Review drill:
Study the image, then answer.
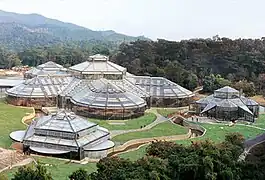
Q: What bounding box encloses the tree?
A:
[69,169,89,180]
[202,74,231,93]
[232,80,256,97]
[89,133,255,180]
[12,164,53,180]
[92,45,110,56]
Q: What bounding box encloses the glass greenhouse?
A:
[125,76,194,107]
[69,78,147,120]
[196,86,259,122]
[68,54,127,80]
[24,61,68,79]
[6,75,73,109]
[22,110,114,160]
[7,54,195,119]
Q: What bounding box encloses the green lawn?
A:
[118,123,265,161]
[0,101,32,148]
[5,157,97,180]
[112,121,188,143]
[89,113,156,131]
[118,145,148,160]
[157,109,178,117]
[176,123,265,145]
[253,114,265,129]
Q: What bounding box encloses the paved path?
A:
[187,116,265,131]
[110,109,169,138]
[186,116,265,162]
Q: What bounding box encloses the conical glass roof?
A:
[69,54,126,75]
[23,110,112,149]
[88,54,109,61]
[37,61,64,70]
[25,61,67,77]
[126,76,194,98]
[34,110,97,133]
[70,78,146,109]
[197,86,258,115]
[214,86,239,93]
[6,75,73,98]
[214,86,240,99]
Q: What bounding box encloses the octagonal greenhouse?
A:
[69,78,147,120]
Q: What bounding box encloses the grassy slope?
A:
[157,109,178,117]
[112,121,188,143]
[254,114,265,128]
[6,157,97,180]
[119,123,264,161]
[0,101,32,148]
[89,113,156,131]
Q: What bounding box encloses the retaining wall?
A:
[112,129,192,153]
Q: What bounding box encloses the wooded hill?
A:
[0,10,149,51]
[2,36,265,94]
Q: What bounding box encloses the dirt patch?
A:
[11,142,23,152]
[0,148,27,170]
[250,95,265,106]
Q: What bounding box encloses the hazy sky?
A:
[0,0,264,41]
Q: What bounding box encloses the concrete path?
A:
[187,116,265,131]
[110,109,169,138]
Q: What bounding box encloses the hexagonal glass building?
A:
[196,86,259,122]
[20,110,114,160]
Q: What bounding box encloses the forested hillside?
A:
[113,38,265,93]
[2,37,265,94]
[0,10,149,51]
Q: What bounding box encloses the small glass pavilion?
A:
[21,110,114,160]
[196,86,259,122]
[24,61,68,79]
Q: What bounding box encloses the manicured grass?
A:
[118,145,148,160]
[0,101,32,148]
[5,157,97,180]
[157,109,179,117]
[118,123,265,161]
[176,123,265,145]
[254,114,265,129]
[89,113,156,131]
[112,121,188,143]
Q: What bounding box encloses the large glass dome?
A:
[70,78,147,119]
[70,78,146,109]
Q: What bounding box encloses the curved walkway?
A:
[185,116,265,162]
[110,109,169,137]
[109,114,207,157]
[21,107,35,126]
[239,132,265,161]
[110,129,192,157]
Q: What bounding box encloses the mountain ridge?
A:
[0,9,150,51]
